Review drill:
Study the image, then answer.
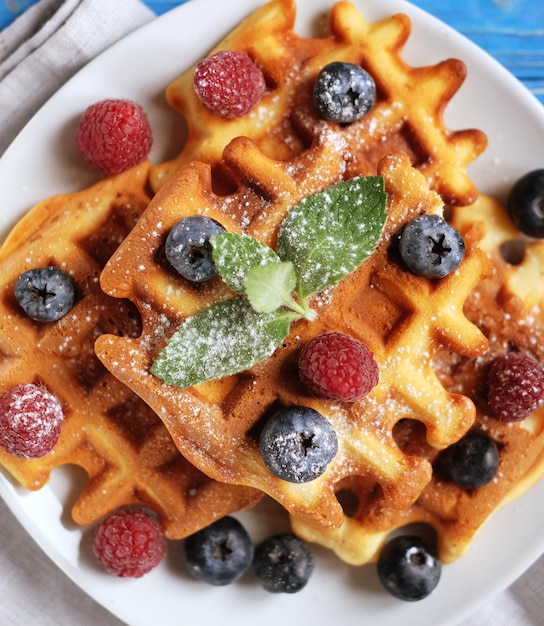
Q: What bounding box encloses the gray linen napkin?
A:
[461,555,544,625]
[0,497,125,626]
[0,0,155,155]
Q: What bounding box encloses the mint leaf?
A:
[151,299,291,388]
[211,232,280,294]
[244,261,298,314]
[276,176,387,298]
[152,176,388,390]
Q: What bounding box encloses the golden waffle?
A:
[150,0,486,208]
[96,138,490,530]
[0,162,261,538]
[291,195,544,565]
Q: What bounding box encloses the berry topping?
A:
[487,352,544,422]
[165,215,226,283]
[506,169,544,237]
[435,431,499,489]
[259,406,338,483]
[193,50,266,119]
[253,534,314,593]
[0,384,64,458]
[312,61,376,124]
[298,332,379,402]
[377,535,441,602]
[92,508,165,578]
[76,98,153,175]
[183,516,253,586]
[14,267,75,322]
[398,214,465,278]
[152,177,387,389]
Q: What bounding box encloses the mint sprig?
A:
[151,176,387,388]
[150,299,291,388]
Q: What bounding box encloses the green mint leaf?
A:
[244,261,297,314]
[152,176,388,389]
[276,176,387,298]
[211,232,280,294]
[150,299,290,388]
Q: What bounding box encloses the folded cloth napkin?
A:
[0,497,125,626]
[0,0,155,155]
[461,555,544,625]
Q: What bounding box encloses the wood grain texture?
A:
[416,0,544,103]
[0,0,542,103]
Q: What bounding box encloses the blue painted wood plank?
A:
[415,0,544,103]
[0,0,542,104]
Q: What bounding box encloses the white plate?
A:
[1,0,543,625]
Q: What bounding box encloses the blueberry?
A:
[183,516,253,586]
[398,214,465,278]
[14,267,75,322]
[435,431,499,489]
[165,215,225,282]
[377,535,441,601]
[313,61,376,124]
[253,534,314,593]
[506,169,544,237]
[259,405,338,483]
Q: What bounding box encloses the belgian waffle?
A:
[150,0,486,208]
[291,194,544,564]
[96,138,490,530]
[0,162,261,538]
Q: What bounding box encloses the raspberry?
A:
[92,508,165,578]
[298,332,379,402]
[0,384,64,458]
[487,352,544,422]
[193,50,266,119]
[76,99,153,175]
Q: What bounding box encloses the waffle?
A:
[96,137,490,530]
[150,0,486,208]
[0,162,261,538]
[291,194,544,564]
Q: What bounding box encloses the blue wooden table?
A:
[0,0,542,104]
